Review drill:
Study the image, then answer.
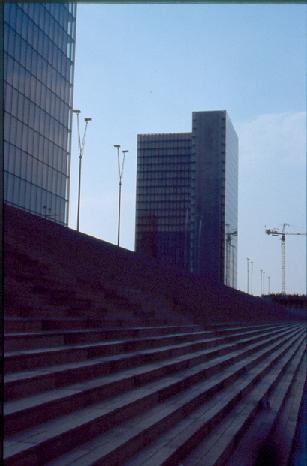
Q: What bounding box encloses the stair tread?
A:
[4,330,214,357]
[4,329,303,462]
[266,351,307,466]
[5,325,293,384]
[185,339,306,466]
[4,324,201,336]
[5,323,292,359]
[4,336,221,381]
[123,334,305,466]
[5,329,290,415]
[42,331,304,466]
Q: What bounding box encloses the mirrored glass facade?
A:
[224,113,238,288]
[4,3,76,225]
[192,111,238,287]
[135,134,191,268]
[135,111,239,288]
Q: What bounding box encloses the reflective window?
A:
[136,112,238,284]
[4,3,76,225]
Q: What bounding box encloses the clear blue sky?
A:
[69,3,306,295]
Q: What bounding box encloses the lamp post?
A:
[74,110,91,232]
[247,257,250,294]
[260,269,264,296]
[268,275,271,294]
[114,145,128,246]
[250,260,254,295]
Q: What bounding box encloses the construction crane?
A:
[265,223,307,294]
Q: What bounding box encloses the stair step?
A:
[265,351,306,466]
[3,319,274,336]
[4,319,44,333]
[6,312,171,327]
[123,332,305,466]
[185,335,306,466]
[4,323,289,366]
[4,325,202,351]
[4,321,283,352]
[5,325,293,400]
[5,327,295,434]
[5,330,216,372]
[43,329,305,466]
[4,327,303,465]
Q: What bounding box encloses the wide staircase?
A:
[4,206,306,465]
[4,314,306,465]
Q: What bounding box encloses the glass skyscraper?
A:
[4,3,77,225]
[135,111,238,288]
[136,133,191,268]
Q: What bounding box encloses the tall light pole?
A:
[247,257,250,293]
[114,145,128,246]
[250,260,254,295]
[260,269,264,296]
[74,110,91,232]
[268,275,271,294]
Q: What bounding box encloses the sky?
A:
[69,3,306,296]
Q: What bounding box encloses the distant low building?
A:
[135,111,238,288]
[263,294,307,311]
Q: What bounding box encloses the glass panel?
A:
[18,179,26,207]
[36,187,42,213]
[7,173,15,201]
[4,2,76,225]
[22,124,28,152]
[30,185,37,211]
[8,144,14,173]
[25,182,31,209]
[26,156,32,183]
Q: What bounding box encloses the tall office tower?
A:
[4,3,77,225]
[135,111,238,288]
[136,133,192,268]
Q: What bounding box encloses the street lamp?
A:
[114,144,128,246]
[73,110,92,232]
[250,260,254,295]
[260,269,264,296]
[246,257,250,293]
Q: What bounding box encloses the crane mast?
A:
[265,224,307,294]
[281,224,286,294]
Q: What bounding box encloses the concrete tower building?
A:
[4,3,77,225]
[135,111,238,288]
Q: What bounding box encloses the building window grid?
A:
[4,3,75,224]
[4,19,74,88]
[16,2,75,60]
[5,56,71,129]
[5,94,68,155]
[5,170,67,215]
[5,118,69,176]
